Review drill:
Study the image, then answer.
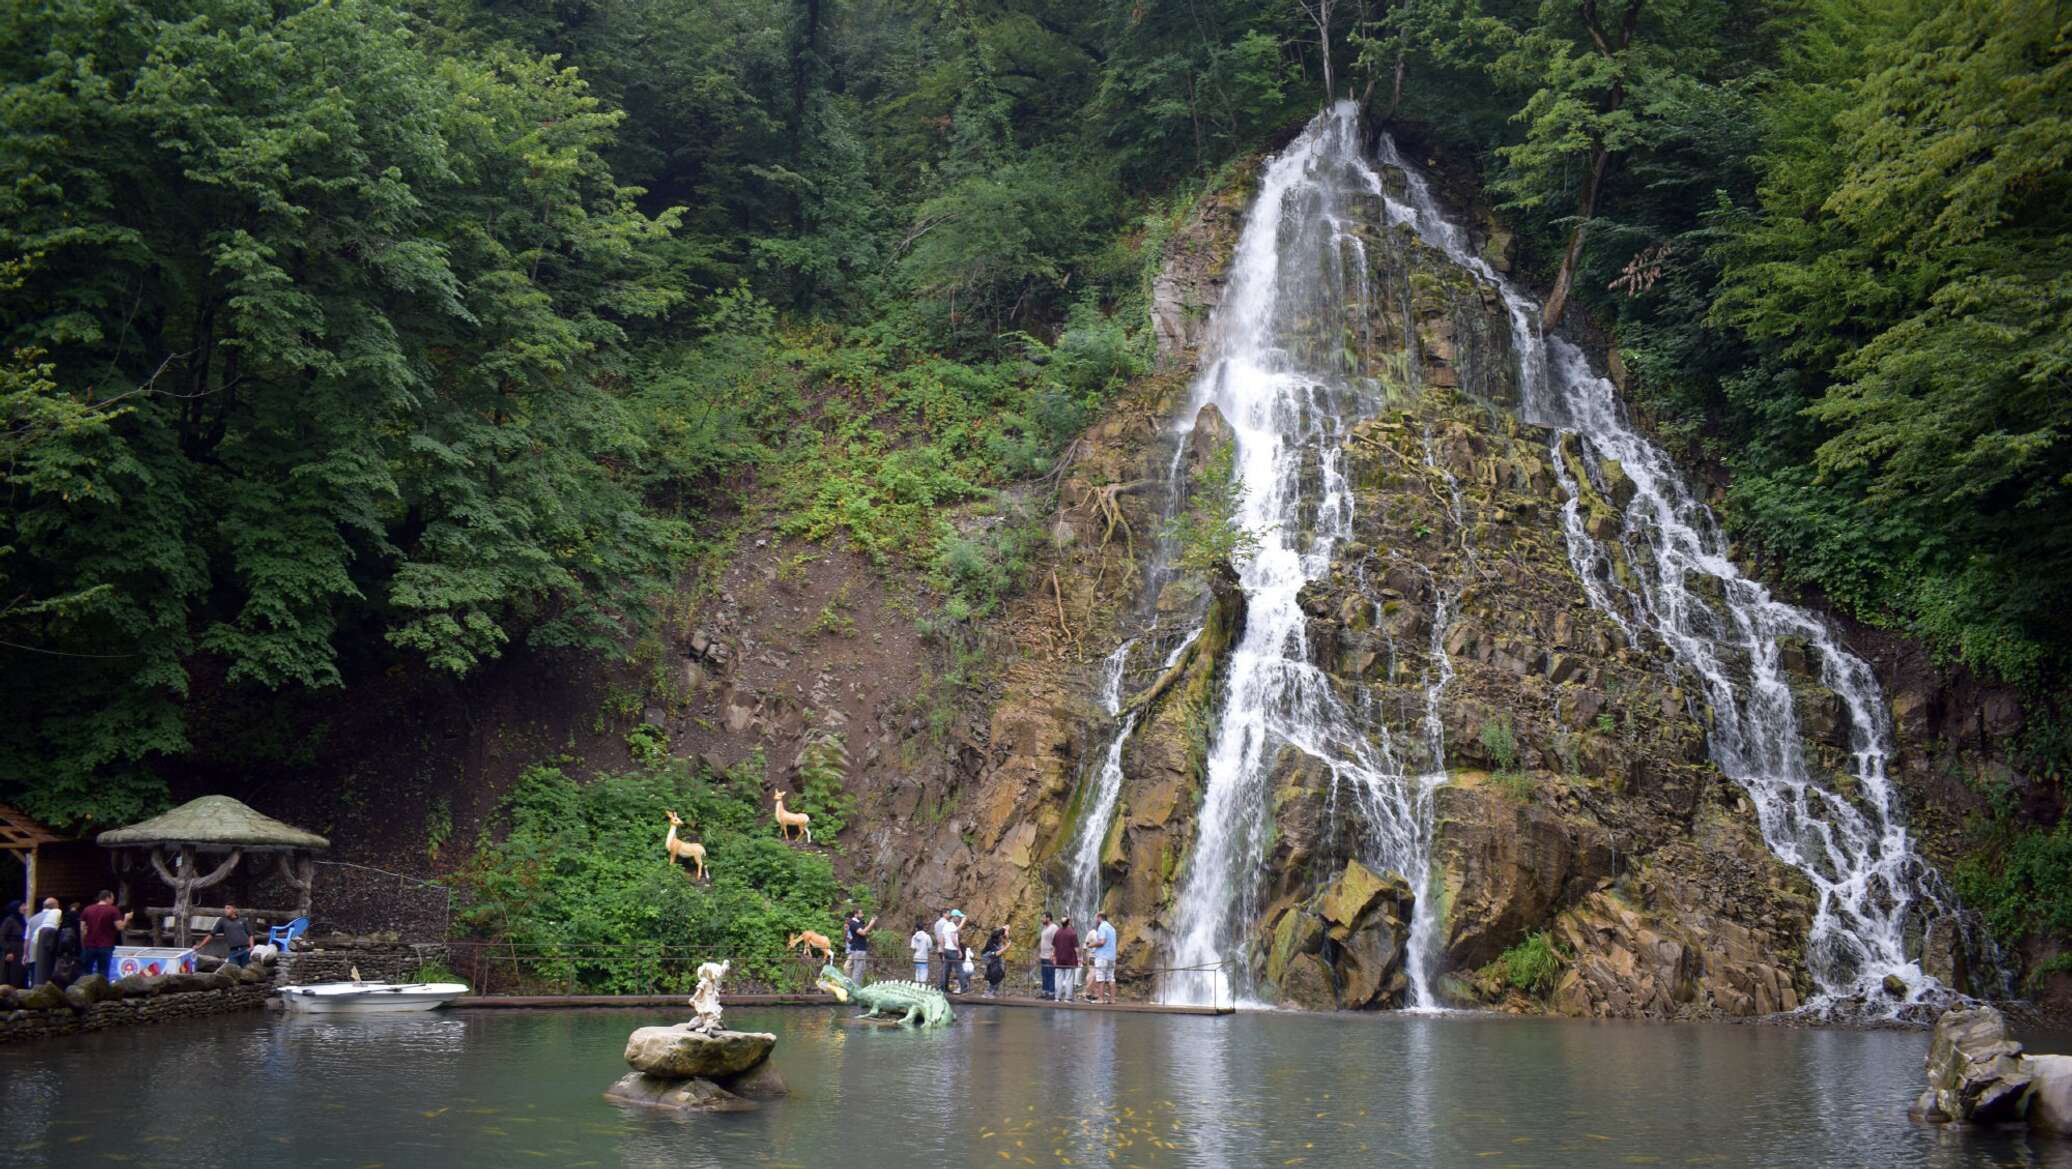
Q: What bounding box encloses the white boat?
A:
[280,981,469,1013]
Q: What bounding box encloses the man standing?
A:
[22,898,60,987]
[79,891,130,981]
[1089,912,1118,1004]
[1037,912,1059,1000]
[908,917,932,982]
[946,909,970,994]
[844,908,876,984]
[932,909,955,992]
[199,902,255,968]
[1051,916,1079,1005]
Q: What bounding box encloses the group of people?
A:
[2,891,132,989]
[889,908,1119,1003]
[3,893,262,990]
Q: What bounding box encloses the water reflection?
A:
[3,1007,2071,1169]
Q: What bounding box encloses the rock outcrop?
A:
[1262,859,1414,1009]
[1911,1005,2072,1135]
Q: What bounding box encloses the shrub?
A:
[1491,932,1566,997]
[454,758,844,992]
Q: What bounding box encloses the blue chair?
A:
[267,916,310,954]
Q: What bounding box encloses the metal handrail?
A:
[428,938,1234,1001]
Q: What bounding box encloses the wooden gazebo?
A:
[96,796,329,946]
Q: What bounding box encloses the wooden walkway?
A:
[448,992,1231,1016]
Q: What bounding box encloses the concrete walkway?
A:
[447,992,1231,1016]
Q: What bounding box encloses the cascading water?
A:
[1373,131,1976,1009]
[1160,103,1454,1008]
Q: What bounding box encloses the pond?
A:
[4,1006,2070,1168]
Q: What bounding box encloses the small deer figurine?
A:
[772,790,812,844]
[663,810,707,881]
[787,930,834,965]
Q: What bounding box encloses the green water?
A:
[3,1006,2068,1168]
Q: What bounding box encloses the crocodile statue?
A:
[815,964,955,1027]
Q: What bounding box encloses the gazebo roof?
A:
[96,795,330,851]
[0,805,64,851]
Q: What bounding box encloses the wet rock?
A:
[1882,973,1908,998]
[1920,918,1972,998]
[2023,1054,2072,1136]
[1279,952,1337,1012]
[1264,859,1413,1010]
[624,1025,776,1079]
[1186,404,1236,479]
[1431,783,1612,970]
[604,1071,759,1113]
[1598,460,1637,510]
[715,1059,790,1100]
[1917,1006,2029,1125]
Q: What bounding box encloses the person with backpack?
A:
[980,925,1009,998]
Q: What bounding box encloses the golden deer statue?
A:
[772,790,812,844]
[663,810,707,881]
[787,930,834,965]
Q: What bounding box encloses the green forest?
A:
[1,0,2065,846]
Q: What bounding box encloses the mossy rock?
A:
[17,982,70,1011]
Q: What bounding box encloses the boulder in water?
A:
[1914,1006,2030,1124]
[604,1071,758,1113]
[624,1024,775,1079]
[2024,1054,2072,1136]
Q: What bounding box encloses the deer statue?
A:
[787,930,834,965]
[772,790,812,844]
[663,810,707,881]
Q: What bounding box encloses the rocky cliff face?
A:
[893,141,2008,1021]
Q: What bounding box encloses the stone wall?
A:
[277,938,450,986]
[0,970,274,1044]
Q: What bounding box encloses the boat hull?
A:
[281,982,468,1013]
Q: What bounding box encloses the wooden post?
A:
[173,845,193,947]
[150,844,241,948]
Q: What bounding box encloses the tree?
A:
[1456,0,1730,328]
[0,0,687,823]
[1710,0,2072,682]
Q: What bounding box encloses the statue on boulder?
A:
[689,960,728,1034]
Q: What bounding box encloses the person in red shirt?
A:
[78,890,131,981]
[1051,917,1081,1005]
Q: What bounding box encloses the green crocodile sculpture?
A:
[815,964,955,1027]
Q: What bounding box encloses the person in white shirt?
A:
[1088,912,1119,1004]
[908,918,932,982]
[931,910,954,991]
[1038,913,1059,1000]
[23,898,61,988]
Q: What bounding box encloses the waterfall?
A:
[1373,131,1969,1010]
[1161,103,1453,1008]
